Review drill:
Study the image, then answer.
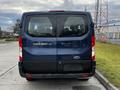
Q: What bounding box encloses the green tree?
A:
[13,19,20,34]
[0,27,2,38]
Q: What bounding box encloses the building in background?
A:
[95,21,120,44]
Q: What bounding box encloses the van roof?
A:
[22,11,91,16]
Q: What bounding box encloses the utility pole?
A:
[94,0,109,31]
[84,5,87,12]
[95,0,100,28]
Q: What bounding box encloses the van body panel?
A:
[22,36,57,73]
[19,11,95,78]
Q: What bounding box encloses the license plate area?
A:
[63,64,83,72]
[61,60,91,73]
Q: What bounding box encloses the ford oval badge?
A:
[73,56,80,60]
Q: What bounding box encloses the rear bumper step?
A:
[20,71,94,79]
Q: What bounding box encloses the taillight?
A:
[92,35,95,61]
[19,36,23,61]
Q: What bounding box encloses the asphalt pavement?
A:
[0,42,106,90]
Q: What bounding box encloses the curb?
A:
[95,70,119,90]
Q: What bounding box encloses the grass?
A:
[96,42,120,89]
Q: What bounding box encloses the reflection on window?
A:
[28,17,54,37]
[60,16,87,37]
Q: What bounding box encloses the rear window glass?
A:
[59,16,87,37]
[27,15,88,37]
[28,17,54,37]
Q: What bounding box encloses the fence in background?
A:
[95,26,120,44]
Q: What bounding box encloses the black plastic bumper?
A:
[18,61,95,79]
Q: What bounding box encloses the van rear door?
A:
[56,14,92,73]
[22,15,57,73]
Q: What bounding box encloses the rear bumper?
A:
[18,61,95,79]
[20,73,93,79]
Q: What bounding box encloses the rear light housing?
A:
[19,36,23,61]
[91,35,95,61]
[26,73,32,80]
[81,73,89,77]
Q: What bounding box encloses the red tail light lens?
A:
[92,35,95,61]
[92,36,95,46]
[19,36,23,61]
[19,37,22,47]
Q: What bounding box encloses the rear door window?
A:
[28,17,55,37]
[27,15,88,37]
[58,15,88,37]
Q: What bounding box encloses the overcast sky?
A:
[0,0,120,31]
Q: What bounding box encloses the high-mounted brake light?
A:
[91,35,95,61]
[19,36,23,61]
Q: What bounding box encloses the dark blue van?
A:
[18,11,96,81]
